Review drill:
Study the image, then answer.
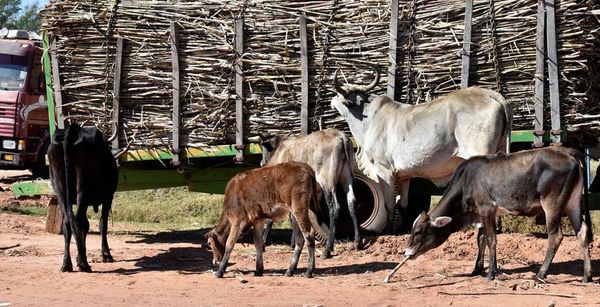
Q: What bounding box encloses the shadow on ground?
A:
[105,228,396,276]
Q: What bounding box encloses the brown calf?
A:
[207,162,327,278]
[261,128,359,258]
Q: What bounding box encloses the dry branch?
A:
[41,0,600,150]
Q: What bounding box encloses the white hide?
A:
[331,87,511,187]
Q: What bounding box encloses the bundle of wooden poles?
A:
[41,0,599,150]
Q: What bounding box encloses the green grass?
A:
[1,203,47,216]
[1,187,290,231]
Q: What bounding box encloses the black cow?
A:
[48,123,119,272]
[404,147,592,282]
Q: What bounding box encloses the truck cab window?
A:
[0,54,28,91]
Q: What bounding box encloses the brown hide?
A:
[262,128,360,257]
[208,162,324,278]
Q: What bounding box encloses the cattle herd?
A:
[48,71,597,284]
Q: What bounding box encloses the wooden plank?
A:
[545,0,561,145]
[299,15,309,135]
[111,37,124,149]
[170,21,181,165]
[387,0,399,99]
[49,37,65,129]
[460,0,473,89]
[533,0,545,147]
[235,18,244,163]
[45,197,62,234]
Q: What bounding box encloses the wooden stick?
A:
[383,256,409,284]
[438,291,579,299]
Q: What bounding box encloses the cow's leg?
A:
[536,206,563,281]
[253,220,265,276]
[303,228,316,278]
[321,187,338,259]
[567,211,592,282]
[392,180,410,234]
[215,222,243,278]
[74,201,91,272]
[340,166,361,250]
[285,216,305,277]
[291,207,315,278]
[480,210,498,280]
[99,201,114,263]
[565,177,592,282]
[262,218,273,249]
[60,208,73,272]
[472,225,487,276]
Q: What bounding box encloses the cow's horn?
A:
[333,69,346,95]
[107,129,118,142]
[360,66,380,92]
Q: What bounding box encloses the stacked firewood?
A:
[41,0,599,149]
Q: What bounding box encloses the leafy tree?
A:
[0,0,42,33]
[0,0,21,27]
[13,4,42,32]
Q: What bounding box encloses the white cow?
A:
[331,69,512,233]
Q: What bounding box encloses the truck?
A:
[14,0,600,234]
[0,28,49,178]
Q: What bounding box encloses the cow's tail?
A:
[342,133,357,178]
[578,153,593,243]
[63,123,79,226]
[491,90,513,154]
[308,173,330,242]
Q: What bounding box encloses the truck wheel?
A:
[31,142,50,179]
[353,172,387,234]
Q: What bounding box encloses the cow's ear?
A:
[430,216,452,228]
[262,141,274,152]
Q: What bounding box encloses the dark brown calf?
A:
[405,147,592,282]
[207,162,328,278]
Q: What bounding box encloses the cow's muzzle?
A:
[403,248,415,259]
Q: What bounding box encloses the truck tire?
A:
[353,172,387,234]
[31,142,49,179]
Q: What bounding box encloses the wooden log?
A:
[235,17,244,163]
[387,0,399,99]
[533,0,545,148]
[545,0,561,145]
[300,15,309,136]
[50,36,65,129]
[111,37,124,149]
[460,0,473,89]
[45,196,62,234]
[171,21,181,165]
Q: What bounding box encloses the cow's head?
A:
[259,133,290,166]
[403,212,453,259]
[330,67,379,115]
[205,228,225,266]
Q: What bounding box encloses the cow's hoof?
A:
[582,275,592,283]
[78,263,92,273]
[471,268,484,276]
[284,270,293,277]
[102,255,115,263]
[303,272,314,278]
[213,271,224,278]
[60,264,73,272]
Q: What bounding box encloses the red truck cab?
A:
[0,28,49,178]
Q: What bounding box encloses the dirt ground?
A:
[1,170,600,306]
